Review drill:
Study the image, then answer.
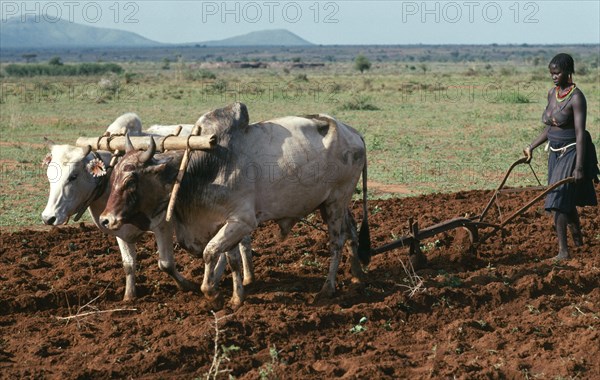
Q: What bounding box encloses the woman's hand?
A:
[573,166,584,182]
[523,145,533,163]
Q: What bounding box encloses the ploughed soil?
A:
[1,188,599,379]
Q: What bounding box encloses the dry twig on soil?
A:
[206,311,235,380]
[398,258,426,298]
[55,283,137,325]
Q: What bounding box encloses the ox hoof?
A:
[230,296,244,310]
[242,276,255,287]
[122,292,136,302]
[313,285,335,304]
[350,270,366,284]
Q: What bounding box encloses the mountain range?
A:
[0,17,313,49]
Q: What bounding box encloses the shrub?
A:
[294,73,308,82]
[339,95,380,111]
[496,92,531,104]
[354,54,371,73]
[196,69,217,80]
[48,56,63,66]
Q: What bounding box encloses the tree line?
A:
[4,57,123,77]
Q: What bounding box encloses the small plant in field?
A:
[383,319,392,331]
[438,270,461,288]
[350,316,368,334]
[368,135,383,151]
[371,205,383,215]
[301,252,321,268]
[258,345,281,380]
[420,239,441,252]
[433,295,453,309]
[443,274,462,288]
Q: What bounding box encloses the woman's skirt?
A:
[544,129,599,213]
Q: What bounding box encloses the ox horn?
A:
[139,136,156,164]
[125,133,135,153]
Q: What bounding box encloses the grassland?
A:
[1,54,599,228]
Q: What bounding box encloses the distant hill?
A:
[0,18,313,50]
[0,17,161,49]
[198,29,313,47]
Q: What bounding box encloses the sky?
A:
[2,0,600,45]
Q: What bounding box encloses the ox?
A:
[104,112,142,136]
[100,102,370,307]
[41,113,254,300]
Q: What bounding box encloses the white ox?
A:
[41,113,254,300]
[100,103,370,308]
[104,112,142,136]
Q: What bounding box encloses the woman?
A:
[523,53,599,260]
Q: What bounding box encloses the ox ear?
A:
[80,145,92,158]
[43,137,55,149]
[42,138,54,166]
[232,102,249,128]
[144,156,174,178]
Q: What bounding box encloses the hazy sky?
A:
[3,0,600,45]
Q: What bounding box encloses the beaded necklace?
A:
[555,84,576,102]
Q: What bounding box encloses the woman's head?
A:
[549,53,575,86]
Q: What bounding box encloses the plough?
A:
[370,157,574,265]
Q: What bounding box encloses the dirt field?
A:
[1,188,599,379]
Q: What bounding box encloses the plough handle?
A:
[477,176,575,244]
[479,157,529,222]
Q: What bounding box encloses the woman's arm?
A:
[523,126,550,162]
[571,91,587,181]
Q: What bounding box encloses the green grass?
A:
[1,60,599,228]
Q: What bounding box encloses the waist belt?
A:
[549,142,576,157]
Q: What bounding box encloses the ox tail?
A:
[357,152,371,266]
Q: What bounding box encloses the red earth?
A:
[1,188,599,379]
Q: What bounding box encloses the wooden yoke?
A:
[165,124,202,222]
[76,129,215,223]
[77,134,216,153]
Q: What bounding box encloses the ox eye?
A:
[68,173,78,182]
[123,176,136,189]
